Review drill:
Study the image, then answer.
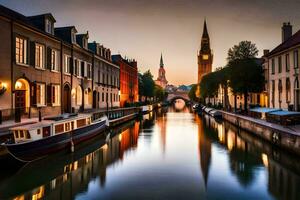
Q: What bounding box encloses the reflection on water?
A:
[173,99,186,111]
[1,107,300,199]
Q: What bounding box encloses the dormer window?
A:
[45,19,54,34]
[71,31,76,44]
[83,37,88,49]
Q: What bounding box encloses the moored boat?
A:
[1,113,108,162]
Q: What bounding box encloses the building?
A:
[198,19,213,84]
[0,5,120,120]
[88,42,120,109]
[266,22,300,111]
[112,55,138,107]
[155,54,168,89]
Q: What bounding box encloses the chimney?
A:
[282,22,292,42]
[263,49,269,56]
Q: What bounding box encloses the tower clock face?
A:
[202,54,209,60]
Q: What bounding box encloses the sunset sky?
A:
[1,0,300,85]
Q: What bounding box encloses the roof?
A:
[0,5,31,24]
[267,29,300,57]
[268,110,300,116]
[27,13,56,23]
[249,107,281,113]
[10,121,54,131]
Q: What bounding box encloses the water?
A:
[1,105,300,200]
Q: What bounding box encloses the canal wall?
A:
[220,111,300,156]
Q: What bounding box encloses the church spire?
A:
[202,18,209,39]
[160,53,164,68]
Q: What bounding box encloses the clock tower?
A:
[198,19,213,83]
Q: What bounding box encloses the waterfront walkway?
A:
[220,111,300,135]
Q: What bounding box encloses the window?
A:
[278,79,282,103]
[15,36,27,65]
[71,31,76,44]
[86,63,92,79]
[65,123,71,132]
[46,19,53,34]
[51,49,59,71]
[52,85,60,106]
[102,93,104,102]
[64,55,71,74]
[286,54,290,72]
[76,86,82,106]
[294,50,298,69]
[35,43,45,69]
[271,59,275,74]
[286,78,291,103]
[278,56,282,73]
[77,119,86,128]
[81,61,85,77]
[36,83,46,106]
[271,80,275,107]
[78,59,82,76]
[55,124,64,134]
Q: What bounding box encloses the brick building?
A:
[112,55,138,107]
[0,5,120,120]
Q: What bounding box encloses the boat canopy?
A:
[267,110,300,116]
[249,107,281,113]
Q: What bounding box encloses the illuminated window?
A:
[52,85,60,106]
[64,55,71,74]
[51,49,59,71]
[35,43,45,69]
[36,83,46,106]
[15,36,27,65]
[202,54,209,60]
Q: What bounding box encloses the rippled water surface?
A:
[1,105,300,200]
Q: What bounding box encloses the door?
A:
[63,85,71,113]
[15,90,26,112]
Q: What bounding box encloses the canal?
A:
[0,104,300,200]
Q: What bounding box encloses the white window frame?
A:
[36,83,46,107]
[64,54,71,74]
[71,31,76,44]
[51,49,59,71]
[86,63,92,79]
[45,19,53,34]
[15,36,28,65]
[35,43,45,69]
[52,84,60,106]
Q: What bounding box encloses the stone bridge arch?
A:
[167,91,190,103]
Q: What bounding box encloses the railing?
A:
[91,107,140,121]
[0,106,51,124]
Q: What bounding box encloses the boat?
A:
[1,113,108,162]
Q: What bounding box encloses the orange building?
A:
[112,55,138,107]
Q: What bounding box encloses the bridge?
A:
[166,91,190,103]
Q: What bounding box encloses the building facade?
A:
[0,5,120,120]
[266,22,300,111]
[155,54,168,89]
[112,55,138,107]
[89,42,120,109]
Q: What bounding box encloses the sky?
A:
[1,0,300,85]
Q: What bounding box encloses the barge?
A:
[1,113,108,162]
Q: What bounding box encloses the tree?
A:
[188,84,199,102]
[228,58,264,112]
[200,72,219,104]
[215,67,230,110]
[141,70,155,101]
[138,73,144,101]
[154,85,167,101]
[227,41,258,63]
